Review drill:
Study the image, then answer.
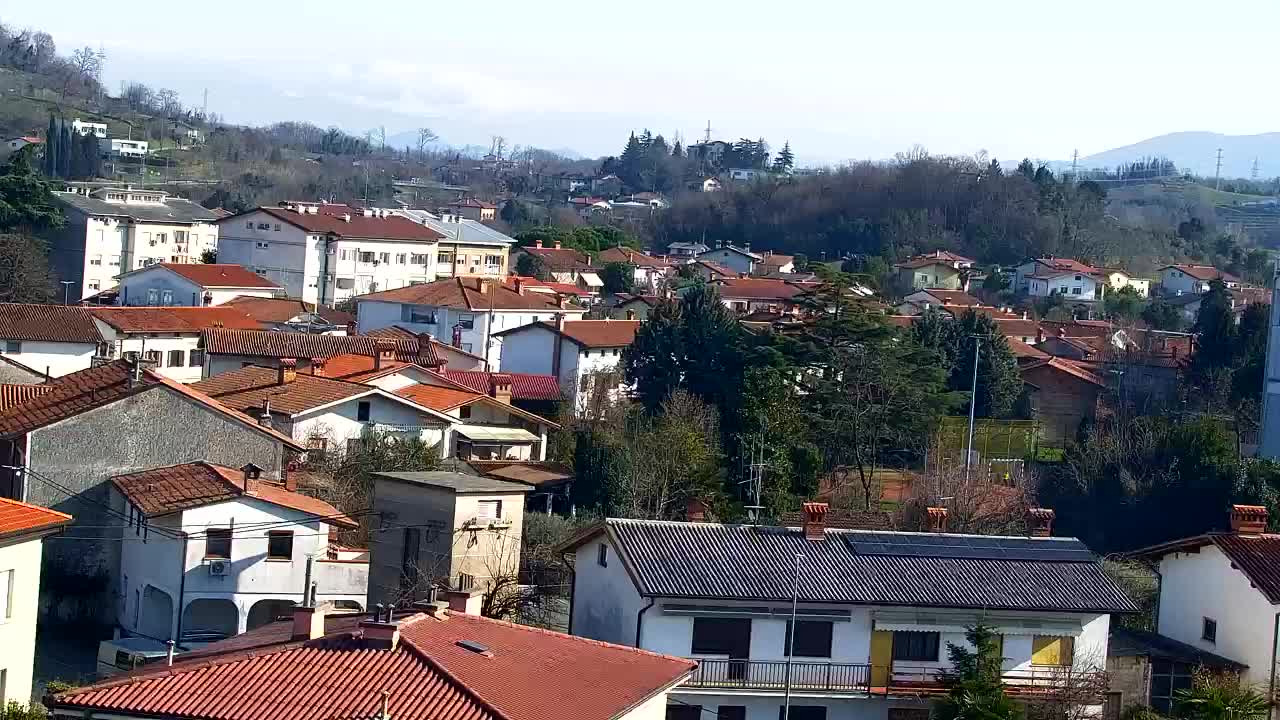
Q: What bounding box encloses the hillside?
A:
[1076,131,1280,179]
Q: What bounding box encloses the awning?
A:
[579,272,604,288]
[873,610,1081,637]
[455,425,540,443]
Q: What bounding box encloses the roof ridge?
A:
[444,611,698,667]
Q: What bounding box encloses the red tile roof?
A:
[1134,531,1280,603]
[896,256,964,270]
[396,383,482,411]
[240,206,447,242]
[497,319,640,348]
[714,277,807,300]
[90,306,263,333]
[0,497,71,540]
[1163,264,1241,283]
[51,610,694,720]
[694,260,735,277]
[1007,337,1050,360]
[201,329,432,364]
[112,462,357,527]
[1020,356,1107,388]
[356,276,578,311]
[596,246,672,268]
[909,289,982,306]
[0,361,302,449]
[144,264,282,289]
[0,303,104,343]
[366,326,483,363]
[0,383,51,411]
[436,369,562,401]
[314,353,417,383]
[1030,257,1098,275]
[220,297,355,326]
[191,365,379,416]
[518,246,595,272]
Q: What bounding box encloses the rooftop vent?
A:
[455,640,492,656]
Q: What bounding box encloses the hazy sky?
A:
[6,0,1279,164]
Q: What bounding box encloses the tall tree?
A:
[772,141,795,173]
[1186,279,1239,404]
[933,625,1023,720]
[601,262,636,295]
[912,308,1022,418]
[44,114,58,177]
[0,146,65,233]
[58,122,73,179]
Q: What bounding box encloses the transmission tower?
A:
[1215,148,1224,190]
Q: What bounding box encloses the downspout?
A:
[635,596,655,648]
[318,234,331,307]
[173,532,189,644]
[1270,611,1279,720]
[562,552,577,636]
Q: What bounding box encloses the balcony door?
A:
[870,630,893,687]
[692,617,752,681]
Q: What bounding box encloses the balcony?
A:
[684,660,1108,701]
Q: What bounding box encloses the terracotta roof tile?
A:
[519,246,594,271]
[0,497,71,540]
[714,277,808,300]
[0,383,51,411]
[436,370,562,401]
[694,260,735,277]
[0,303,104,343]
[191,366,376,416]
[555,319,640,347]
[90,306,263,333]
[314,353,420,383]
[911,290,982,306]
[240,206,446,242]
[220,296,355,326]
[396,384,482,411]
[1020,357,1108,387]
[449,197,497,209]
[1007,337,1050,360]
[355,277,577,311]
[201,329,431,364]
[1164,264,1241,283]
[143,263,282,289]
[596,246,671,268]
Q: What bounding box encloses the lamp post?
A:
[782,552,803,719]
[61,281,75,305]
[964,334,982,480]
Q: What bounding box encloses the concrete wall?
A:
[0,535,45,704]
[1106,655,1150,711]
[1160,268,1208,297]
[359,300,573,367]
[699,249,754,274]
[0,341,96,378]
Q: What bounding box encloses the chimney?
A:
[292,604,327,641]
[360,609,401,651]
[416,333,440,367]
[478,279,491,295]
[686,498,708,523]
[445,588,483,615]
[240,463,262,491]
[490,374,513,405]
[927,507,949,533]
[259,396,272,426]
[1230,505,1268,535]
[802,502,829,541]
[625,309,636,320]
[374,340,396,370]
[283,464,297,491]
[1036,327,1045,344]
[555,312,566,331]
[557,294,569,310]
[346,321,358,335]
[342,213,352,223]
[534,239,543,248]
[277,358,297,385]
[514,277,525,295]
[1057,327,1066,339]
[1027,507,1056,537]
[554,241,562,249]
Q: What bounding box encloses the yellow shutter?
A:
[870,630,894,687]
[1031,635,1074,666]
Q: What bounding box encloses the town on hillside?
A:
[3,15,1280,720]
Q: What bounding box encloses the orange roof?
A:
[1021,356,1107,387]
[112,462,357,527]
[90,306,263,333]
[0,383,51,411]
[449,197,497,209]
[200,328,438,365]
[596,246,671,268]
[1007,337,1050,360]
[241,206,446,242]
[0,303,104,343]
[220,296,354,326]
[142,263,282,289]
[192,365,377,416]
[1164,264,1241,283]
[910,289,982,306]
[313,353,415,383]
[397,383,482,411]
[495,319,640,348]
[715,277,808,300]
[0,497,71,540]
[356,276,577,311]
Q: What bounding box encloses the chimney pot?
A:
[625,309,636,320]
[445,588,484,615]
[555,312,566,331]
[802,501,829,541]
[1027,507,1056,537]
[346,320,358,335]
[554,241,562,249]
[686,498,708,523]
[1230,505,1268,535]
[292,604,327,641]
[278,358,297,385]
[374,340,396,369]
[309,357,327,375]
[359,616,401,651]
[534,239,543,249]
[927,506,949,533]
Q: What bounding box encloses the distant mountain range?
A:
[383,130,583,161]
[1070,132,1280,180]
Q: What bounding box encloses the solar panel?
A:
[843,532,1097,562]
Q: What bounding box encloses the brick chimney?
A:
[374,340,396,370]
[514,277,525,295]
[802,502,829,541]
[478,279,491,295]
[292,604,327,641]
[240,462,262,491]
[534,239,543,248]
[554,241,562,249]
[1230,505,1268,535]
[1027,507,1056,537]
[416,333,441,368]
[490,374,513,405]
[446,588,483,615]
[686,498,707,523]
[283,463,297,491]
[1036,326,1045,344]
[277,358,297,385]
[309,357,327,376]
[555,312,566,332]
[927,507,949,533]
[360,606,400,651]
[346,321,358,335]
[625,310,636,320]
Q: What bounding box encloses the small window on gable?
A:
[1202,617,1217,643]
[597,543,608,567]
[357,401,371,422]
[267,531,294,560]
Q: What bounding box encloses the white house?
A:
[698,245,764,275]
[668,242,710,259]
[396,376,558,461]
[493,319,639,412]
[198,327,457,378]
[1131,505,1280,694]
[111,461,366,640]
[0,498,71,705]
[192,362,460,457]
[0,304,103,378]
[89,306,265,383]
[564,505,1133,720]
[354,276,586,367]
[4,136,42,153]
[215,202,450,305]
[596,247,673,293]
[49,186,221,299]
[114,263,284,307]
[1025,270,1104,301]
[101,138,149,158]
[1012,258,1098,295]
[1159,264,1242,296]
[1096,269,1151,298]
[71,118,108,138]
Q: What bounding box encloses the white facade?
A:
[0,339,95,378]
[117,493,366,640]
[92,324,205,383]
[102,138,149,158]
[286,393,454,456]
[71,118,108,138]
[494,324,623,411]
[698,247,760,275]
[1159,266,1238,297]
[116,266,280,307]
[0,530,50,705]
[1026,273,1102,300]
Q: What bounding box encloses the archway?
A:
[182,598,238,639]
[246,598,297,630]
[139,585,173,640]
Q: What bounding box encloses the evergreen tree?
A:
[1186,279,1239,402]
[671,139,683,158]
[58,122,73,179]
[44,114,58,177]
[0,146,66,232]
[772,141,795,173]
[618,131,644,189]
[912,308,1022,418]
[933,625,1022,720]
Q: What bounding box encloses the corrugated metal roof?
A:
[602,519,1136,612]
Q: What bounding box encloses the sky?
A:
[6,0,1280,165]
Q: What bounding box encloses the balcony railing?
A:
[684,660,1108,701]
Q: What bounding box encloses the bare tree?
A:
[416,128,438,160]
[489,135,506,160]
[155,88,182,118]
[900,462,1037,535]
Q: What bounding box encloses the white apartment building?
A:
[89,306,265,383]
[393,208,515,280]
[565,506,1133,720]
[493,318,638,412]
[0,498,72,705]
[217,202,489,305]
[49,187,221,299]
[112,462,366,640]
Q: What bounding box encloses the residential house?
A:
[668,241,710,259]
[0,304,103,377]
[698,244,763,275]
[111,462,365,640]
[429,368,563,418]
[695,177,722,192]
[689,260,736,282]
[1107,627,1244,715]
[397,380,557,461]
[592,174,624,196]
[1012,258,1098,295]
[1096,269,1151,298]
[219,296,355,334]
[48,602,695,720]
[1026,269,1104,301]
[446,198,497,222]
[70,118,108,138]
[612,294,664,321]
[113,263,283,307]
[214,202,448,305]
[354,276,587,366]
[3,136,41,153]
[568,196,612,220]
[596,246,673,292]
[199,327,451,377]
[0,359,302,623]
[1159,264,1242,296]
[1160,287,1268,325]
[896,289,982,315]
[1129,505,1280,696]
[365,326,487,371]
[191,363,460,457]
[757,251,796,275]
[510,240,601,286]
[706,277,809,314]
[0,498,72,705]
[48,187,221,299]
[392,209,515,279]
[564,505,1132,720]
[493,319,640,412]
[687,140,731,168]
[90,306,263,383]
[725,167,764,182]
[1019,357,1107,444]
[101,138,149,158]
[895,253,969,291]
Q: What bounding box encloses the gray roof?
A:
[374,471,531,494]
[594,519,1137,613]
[55,192,219,224]
[395,209,515,247]
[1109,628,1246,669]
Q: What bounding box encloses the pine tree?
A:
[44,114,58,177]
[772,141,795,173]
[618,131,645,190]
[671,139,683,158]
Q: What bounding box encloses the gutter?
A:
[635,596,655,649]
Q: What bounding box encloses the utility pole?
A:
[1071,149,1078,180]
[782,552,803,720]
[1253,157,1261,181]
[1215,148,1224,190]
[964,335,981,481]
[703,120,712,144]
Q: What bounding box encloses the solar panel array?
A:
[843,532,1097,563]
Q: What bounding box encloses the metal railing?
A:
[686,659,871,693]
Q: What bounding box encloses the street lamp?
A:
[782,552,803,719]
[60,281,75,305]
[964,334,982,480]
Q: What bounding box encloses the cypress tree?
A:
[44,114,58,177]
[59,121,73,178]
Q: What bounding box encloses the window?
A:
[1071,287,1082,295]
[379,252,390,263]
[411,253,429,264]
[1149,660,1195,714]
[401,305,437,324]
[156,233,168,244]
[717,708,746,720]
[691,617,750,655]
[457,314,475,329]
[273,224,281,231]
[359,252,376,263]
[88,281,100,291]
[267,531,294,560]
[144,350,162,366]
[892,631,940,662]
[785,620,833,658]
[476,499,502,521]
[175,230,188,243]
[1202,618,1217,643]
[205,528,232,559]
[2,340,19,354]
[339,249,352,261]
[255,241,270,249]
[1074,275,1082,281]
[245,221,253,229]
[90,254,102,265]
[438,252,454,265]
[357,401,371,422]
[146,288,159,305]
[778,707,826,720]
[461,343,473,353]
[109,255,120,266]
[336,277,355,289]
[0,569,12,619]
[401,527,422,588]
[257,222,271,230]
[597,543,608,567]
[189,349,205,367]
[459,405,472,419]
[667,706,701,720]
[484,254,502,266]
[168,350,184,367]
[161,289,174,305]
[1031,635,1074,666]
[396,253,407,264]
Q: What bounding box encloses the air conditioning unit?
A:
[207,560,229,577]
